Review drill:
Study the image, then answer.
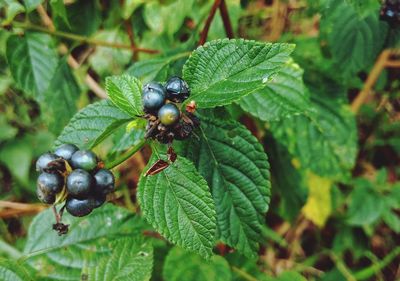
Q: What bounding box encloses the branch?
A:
[219,0,234,38]
[199,0,222,45]
[351,50,392,114]
[106,140,147,169]
[124,19,139,61]
[0,201,46,218]
[7,21,159,53]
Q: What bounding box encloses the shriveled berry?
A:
[66,169,93,198]
[93,169,115,195]
[36,187,56,204]
[70,150,98,171]
[54,144,79,160]
[37,172,64,194]
[165,77,190,102]
[142,82,166,111]
[65,197,93,217]
[36,153,58,172]
[158,104,180,126]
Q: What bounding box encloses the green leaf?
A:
[346,184,385,226]
[24,204,147,280]
[0,139,32,186]
[182,39,294,108]
[265,136,307,222]
[143,0,195,37]
[105,75,144,117]
[6,32,58,99]
[89,29,132,77]
[239,61,310,121]
[50,0,70,27]
[270,94,357,179]
[321,1,387,75]
[178,117,271,257]
[2,0,25,24]
[137,155,216,259]
[23,0,43,12]
[163,247,231,281]
[0,116,18,142]
[54,0,101,36]
[42,59,80,134]
[126,53,189,84]
[55,99,132,149]
[382,209,400,233]
[0,258,31,281]
[85,237,153,281]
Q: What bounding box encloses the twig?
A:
[219,0,234,38]
[106,140,147,169]
[199,0,222,45]
[7,21,159,53]
[0,201,46,218]
[35,5,108,99]
[385,60,400,67]
[351,49,393,113]
[231,266,259,281]
[124,19,139,61]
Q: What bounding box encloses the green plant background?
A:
[0,0,399,280]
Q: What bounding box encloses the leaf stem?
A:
[5,21,159,54]
[231,266,259,281]
[0,239,22,259]
[106,140,147,169]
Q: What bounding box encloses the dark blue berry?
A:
[36,153,58,172]
[158,103,180,125]
[54,144,79,160]
[65,197,93,217]
[37,172,64,194]
[36,187,56,204]
[94,169,115,195]
[142,82,166,111]
[66,169,93,198]
[91,193,106,208]
[165,77,190,102]
[70,150,98,171]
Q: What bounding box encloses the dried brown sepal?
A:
[52,223,69,236]
[145,159,169,176]
[167,146,177,163]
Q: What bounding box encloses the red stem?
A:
[219,0,234,38]
[198,0,222,45]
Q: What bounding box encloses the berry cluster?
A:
[142,77,199,144]
[36,144,115,218]
[380,0,400,26]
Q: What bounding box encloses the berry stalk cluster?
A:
[36,144,115,220]
[142,77,199,144]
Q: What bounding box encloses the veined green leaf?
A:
[24,205,147,280]
[6,32,58,100]
[43,59,80,135]
[178,117,271,257]
[183,38,294,108]
[0,259,31,281]
[105,74,144,117]
[239,61,310,121]
[163,247,231,281]
[55,99,132,149]
[137,156,216,259]
[270,94,357,180]
[85,237,153,281]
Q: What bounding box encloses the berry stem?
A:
[105,140,147,169]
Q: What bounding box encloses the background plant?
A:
[0,0,399,280]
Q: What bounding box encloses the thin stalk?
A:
[6,21,159,53]
[106,140,147,169]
